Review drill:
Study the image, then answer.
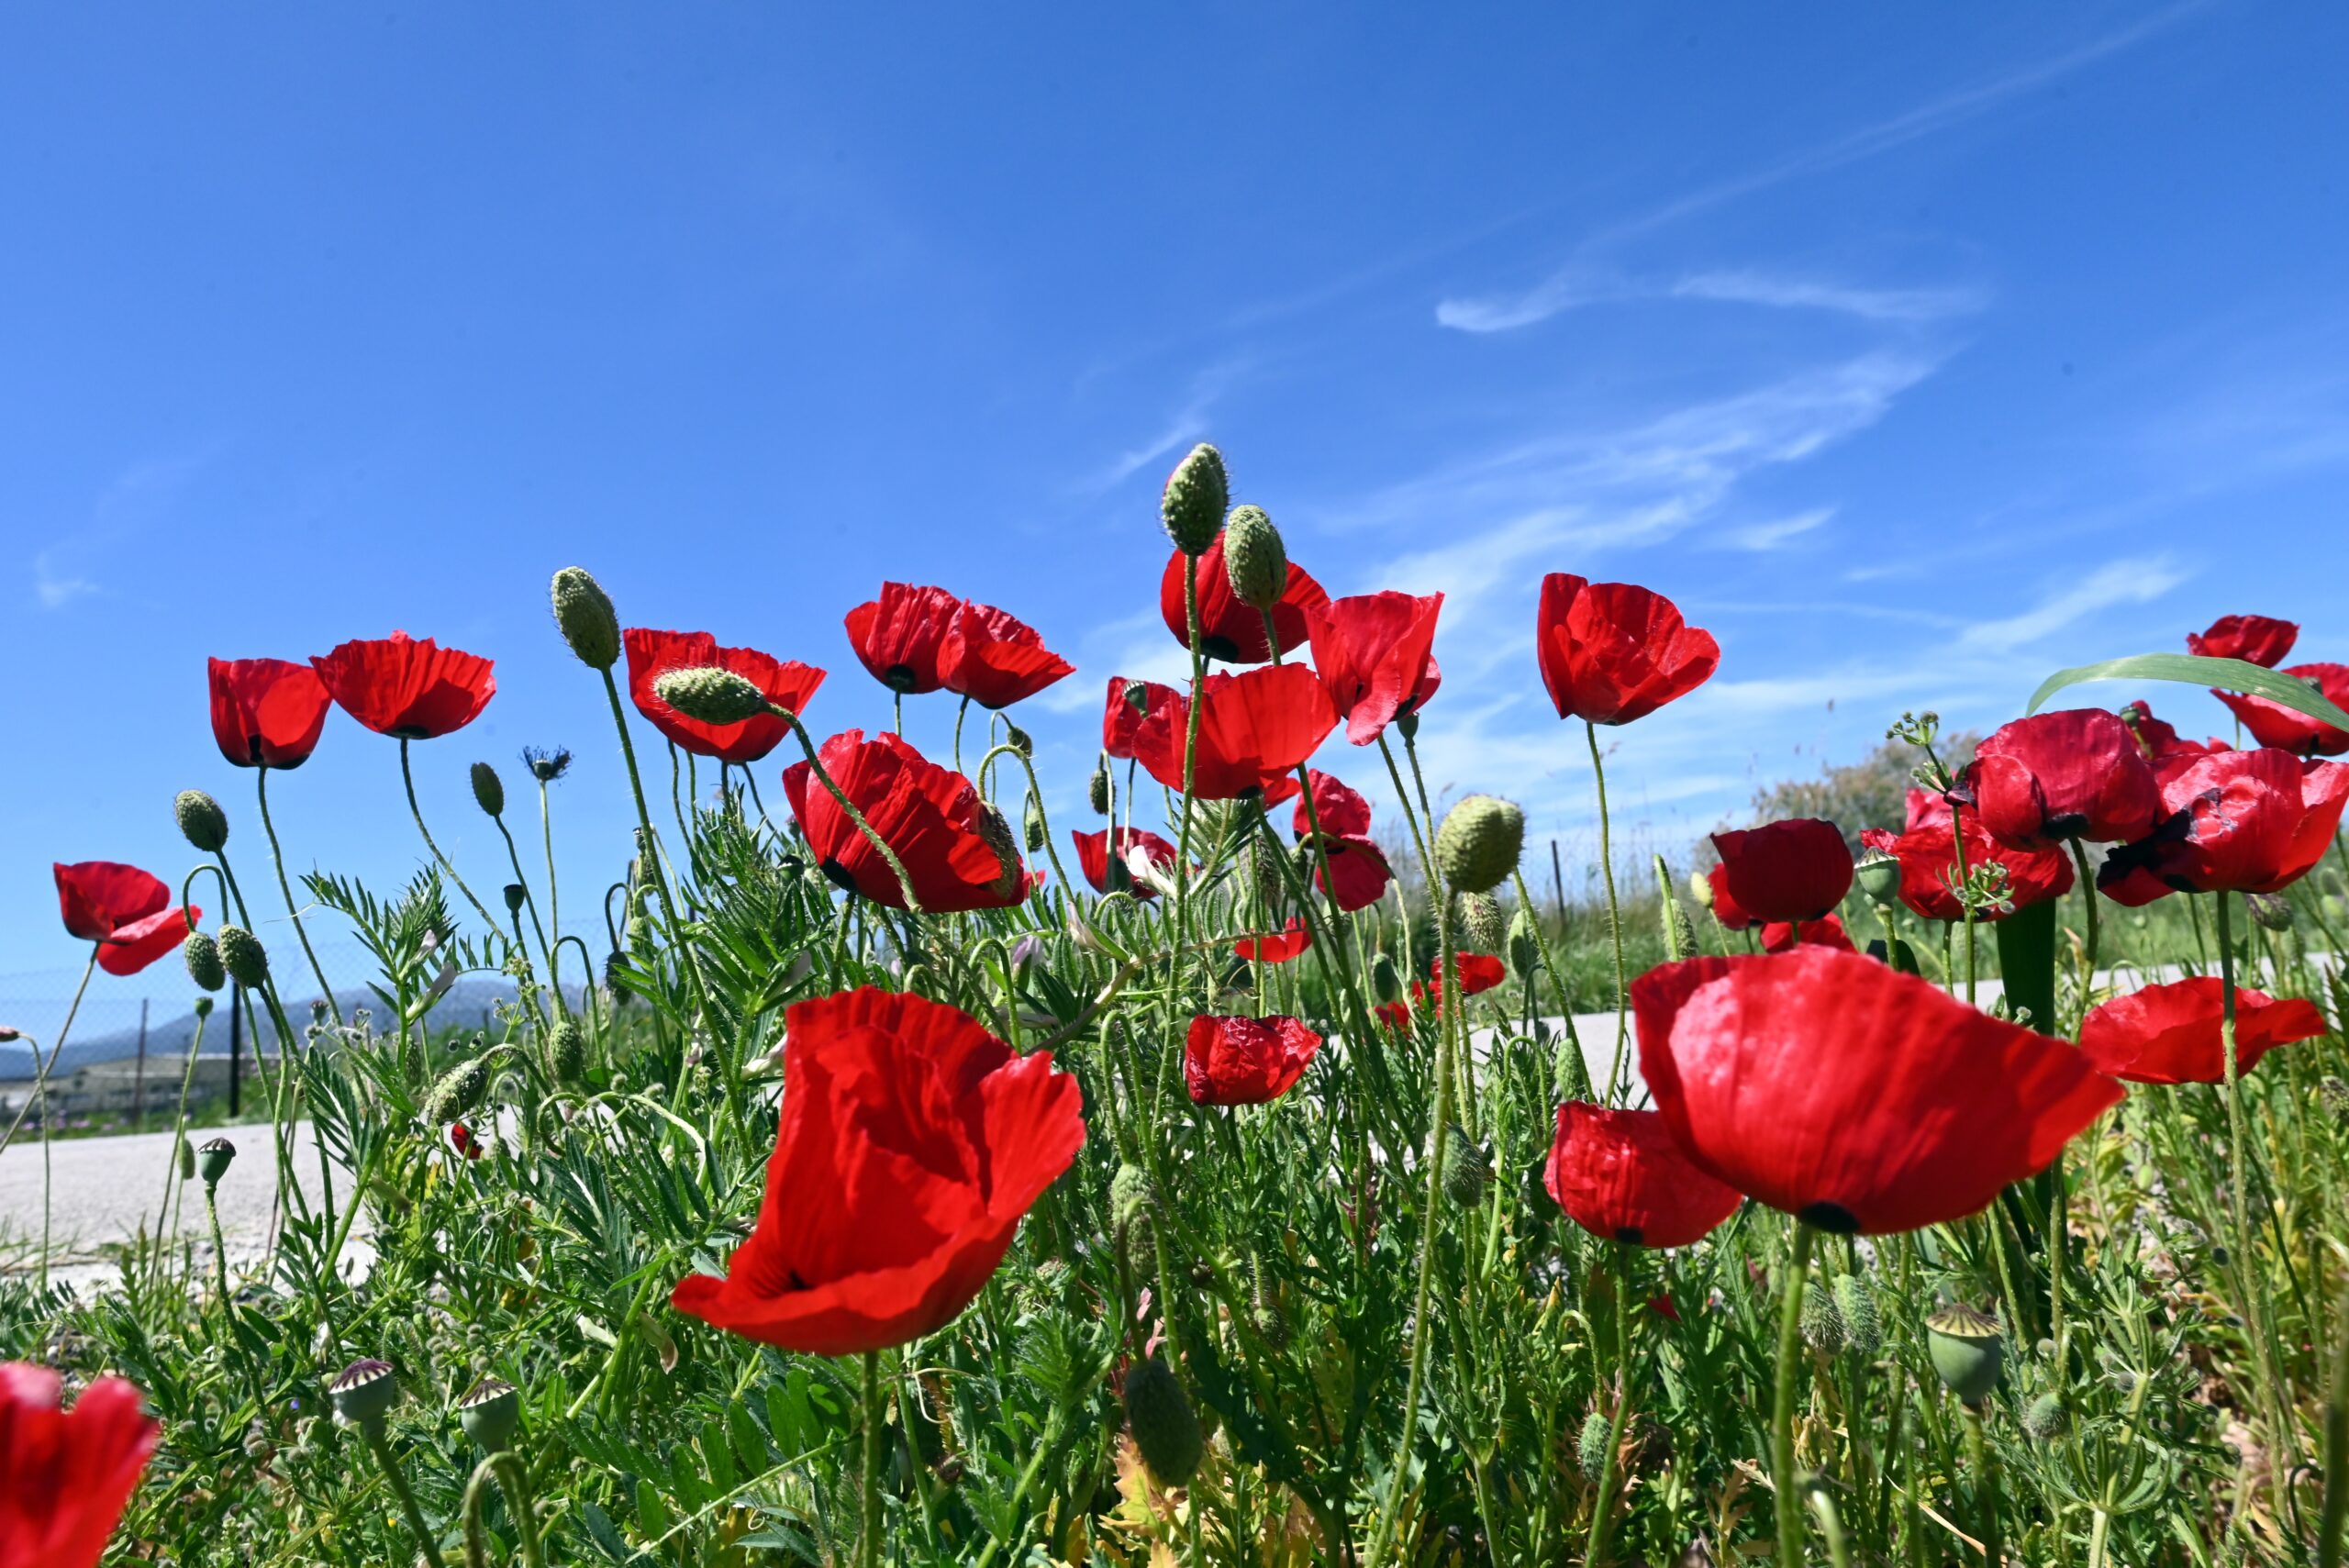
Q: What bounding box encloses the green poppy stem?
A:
[1774,1221,1818,1568]
[258,765,340,1023]
[1586,721,1631,1101]
[400,737,497,929]
[860,1349,885,1568]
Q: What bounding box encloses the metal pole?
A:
[228,984,244,1118]
[1550,839,1567,924]
[133,999,149,1133]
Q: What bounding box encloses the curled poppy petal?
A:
[2099,751,2349,905]
[626,628,825,763]
[0,1363,160,1568]
[97,906,201,978]
[2080,977,2328,1085]
[1536,573,1719,726]
[671,988,1085,1356]
[1234,917,1312,963]
[1759,914,1854,954]
[843,584,965,696]
[1291,769,1373,840]
[1426,952,1508,998]
[785,730,1036,913]
[52,862,169,944]
[1967,710,2164,850]
[207,658,331,770]
[2187,614,2298,669]
[311,631,495,740]
[2212,663,2349,756]
[1305,591,1443,745]
[1069,827,1179,899]
[1160,540,1329,664]
[1311,835,1394,913]
[1130,665,1336,801]
[1635,949,2121,1235]
[1185,1015,1322,1105]
[939,601,1074,710]
[1711,818,1853,923]
[1544,1103,1742,1248]
[1101,676,1175,762]
[1705,864,1760,932]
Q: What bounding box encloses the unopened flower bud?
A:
[175,789,229,852]
[1457,892,1506,954]
[1372,952,1405,1006]
[1005,722,1033,760]
[1160,442,1229,557]
[1688,869,1715,910]
[217,925,269,989]
[423,1055,490,1125]
[550,567,620,671]
[1441,1123,1491,1208]
[1576,1411,1611,1481]
[1800,1281,1843,1353]
[1088,760,1112,817]
[456,1375,522,1451]
[1122,1357,1203,1485]
[1925,1304,2005,1405]
[1220,504,1286,612]
[1434,795,1524,895]
[1507,907,1542,984]
[328,1358,399,1429]
[1022,793,1047,854]
[1109,1162,1154,1240]
[178,1136,197,1180]
[1833,1275,1880,1357]
[974,804,1026,901]
[653,667,769,726]
[184,931,226,992]
[1854,849,1902,907]
[197,1136,237,1185]
[624,916,654,954]
[549,1020,586,1084]
[2244,892,2293,932]
[2021,1393,2068,1441]
[470,762,506,818]
[1654,855,1696,962]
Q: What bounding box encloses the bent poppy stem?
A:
[491,1452,545,1568]
[258,766,340,1024]
[953,693,970,774]
[2070,838,2101,1018]
[360,1421,449,1568]
[1585,720,1631,1101]
[1772,1221,1818,1568]
[400,737,498,930]
[1585,1240,1636,1568]
[770,705,925,916]
[860,1349,884,1568]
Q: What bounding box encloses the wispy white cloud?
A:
[1958,555,2187,653]
[33,550,97,607]
[1672,271,1987,323]
[28,446,221,611]
[1716,506,1833,552]
[1080,361,1243,493]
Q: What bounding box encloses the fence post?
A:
[228,984,243,1118]
[1550,839,1566,924]
[133,999,150,1133]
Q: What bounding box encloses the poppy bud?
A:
[2321,1076,2349,1119]
[423,1055,490,1125]
[1434,795,1524,895]
[1687,869,1715,910]
[1654,855,1697,962]
[196,1136,237,1185]
[1457,892,1506,954]
[1005,722,1033,760]
[1161,442,1229,557]
[1442,1123,1491,1208]
[455,1375,522,1451]
[217,925,269,989]
[1022,793,1047,854]
[0,1027,17,1043]
[1854,848,1901,907]
[176,789,229,852]
[624,916,654,953]
[328,1358,400,1429]
[1507,907,1542,984]
[471,762,506,818]
[502,883,527,916]
[1110,1162,1154,1240]
[194,995,214,1019]
[1088,760,1112,817]
[2244,892,2293,932]
[179,1136,197,1180]
[184,931,226,993]
[1800,1281,1843,1353]
[550,566,621,671]
[974,804,1027,901]
[550,1020,586,1084]
[1220,504,1286,612]
[243,1422,275,1466]
[1576,1411,1611,1481]
[2021,1393,2068,1441]
[1833,1275,1880,1357]
[1122,1357,1204,1485]
[653,666,770,726]
[1925,1304,2005,1405]
[1372,952,1405,1006]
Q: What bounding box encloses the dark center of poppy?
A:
[884,664,920,694]
[785,1268,809,1292]
[247,736,267,765]
[1798,1201,1860,1235]
[819,859,860,895]
[2042,811,2088,840]
[1614,1225,1643,1245]
[1200,635,1242,662]
[391,724,435,740]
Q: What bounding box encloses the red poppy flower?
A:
[1759,915,1854,954]
[2118,700,2228,765]
[1965,709,2163,851]
[1711,819,1853,924]
[1305,592,1443,744]
[311,631,495,740]
[939,602,1074,710]
[672,987,1085,1355]
[625,628,826,764]
[1374,1000,1412,1031]
[1419,951,1508,1003]
[1544,1103,1742,1249]
[0,1363,160,1568]
[53,862,167,944]
[843,583,966,695]
[98,906,202,978]
[1283,769,1393,910]
[1185,1014,1323,1106]
[784,729,1038,913]
[1069,827,1179,898]
[1310,837,1395,913]
[207,657,331,769]
[1535,573,1720,726]
[1290,768,1373,838]
[2213,663,2349,756]
[450,1122,486,1160]
[1634,950,2121,1234]
[1234,917,1312,963]
[1647,1295,1682,1322]
[2099,750,2349,906]
[1705,865,1761,932]
[1100,676,1175,762]
[2188,614,2299,669]
[1160,539,1330,664]
[2079,977,2327,1085]
[1856,808,2075,925]
[1130,664,1336,800]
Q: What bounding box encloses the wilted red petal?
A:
[626,628,825,763]
[97,906,199,978]
[1130,665,1336,800]
[1305,591,1443,745]
[1160,540,1329,665]
[311,631,495,740]
[53,862,170,943]
[1234,917,1312,963]
[2213,663,2349,756]
[2187,614,2299,669]
[843,583,965,696]
[939,601,1074,710]
[207,658,331,770]
[1536,573,1719,726]
[1185,1015,1323,1106]
[1544,1103,1742,1248]
[1712,819,1853,923]
[1069,827,1179,898]
[0,1364,160,1568]
[2080,977,2327,1085]
[1968,710,2164,850]
[785,730,1033,913]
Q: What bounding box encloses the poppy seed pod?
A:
[423,1055,490,1125]
[502,883,527,916]
[184,931,226,993]
[550,1019,586,1084]
[193,995,214,1019]
[196,1136,237,1185]
[652,666,771,727]
[1160,442,1229,557]
[1221,505,1287,612]
[1925,1304,2005,1404]
[1434,795,1524,895]
[328,1359,400,1429]
[1087,760,1112,817]
[1854,847,1902,907]
[217,925,269,989]
[1576,1411,1611,1481]
[550,566,621,671]
[175,789,229,852]
[470,762,506,818]
[1458,892,1506,955]
[1833,1275,1881,1357]
[1122,1357,1204,1485]
[455,1375,522,1451]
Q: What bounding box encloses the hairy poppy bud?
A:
[624,915,654,954]
[2244,891,2293,932]
[1688,869,1715,910]
[1088,760,1112,817]
[2321,1076,2349,1119]
[217,925,269,989]
[2021,1393,2067,1441]
[1220,504,1286,612]
[1110,1162,1154,1240]
[1434,795,1524,895]
[1372,952,1405,1006]
[196,1136,237,1186]
[1457,892,1506,955]
[653,666,769,726]
[1800,1281,1843,1353]
[184,931,226,993]
[456,1375,522,1451]
[1161,442,1229,557]
[550,1020,586,1084]
[1925,1304,2004,1405]
[502,883,527,917]
[1005,721,1033,760]
[1833,1275,1880,1357]
[423,1055,490,1125]
[176,789,229,852]
[1022,793,1047,854]
[1507,907,1542,984]
[328,1359,400,1429]
[974,804,1026,901]
[550,566,621,671]
[194,995,214,1019]
[471,762,506,817]
[1654,855,1696,962]
[1122,1357,1204,1484]
[1576,1411,1611,1481]
[178,1136,196,1180]
[1442,1123,1491,1208]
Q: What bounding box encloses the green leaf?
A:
[2026,653,2349,732]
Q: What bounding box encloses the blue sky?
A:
[6,2,2346,990]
